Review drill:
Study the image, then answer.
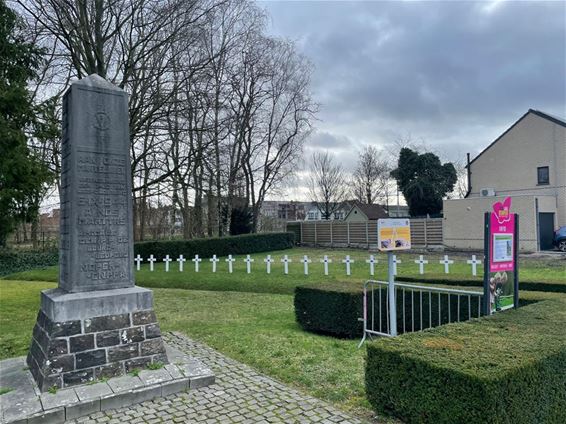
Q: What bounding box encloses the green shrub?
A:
[0,249,59,277]
[366,297,566,423]
[294,284,364,338]
[134,232,294,261]
[399,276,566,294]
[286,222,301,244]
[294,283,484,339]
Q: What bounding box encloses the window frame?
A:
[537,166,550,185]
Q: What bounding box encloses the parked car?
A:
[553,226,566,252]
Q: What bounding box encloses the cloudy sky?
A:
[259,0,566,199]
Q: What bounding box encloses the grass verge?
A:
[3,248,564,294]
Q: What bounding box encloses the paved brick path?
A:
[67,332,365,424]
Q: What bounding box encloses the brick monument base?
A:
[27,287,168,392]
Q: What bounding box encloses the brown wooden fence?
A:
[286,218,443,249]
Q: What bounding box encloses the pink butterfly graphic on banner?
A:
[492,197,512,224]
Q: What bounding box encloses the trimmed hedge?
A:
[134,232,295,261]
[294,284,363,338]
[0,249,59,277]
[398,276,566,294]
[294,283,484,338]
[366,296,566,423]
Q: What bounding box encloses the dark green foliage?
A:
[286,222,301,244]
[0,248,58,276]
[366,298,566,423]
[390,148,457,217]
[398,276,566,294]
[294,284,364,338]
[134,232,295,261]
[229,206,253,235]
[0,1,50,246]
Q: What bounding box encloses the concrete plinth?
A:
[27,287,168,392]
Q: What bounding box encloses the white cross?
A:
[300,255,312,275]
[414,255,429,275]
[264,255,274,274]
[147,255,156,272]
[244,255,254,274]
[176,255,186,272]
[467,255,482,276]
[225,255,235,273]
[281,255,291,275]
[210,255,220,273]
[392,255,401,276]
[342,255,354,276]
[163,254,172,272]
[134,254,143,271]
[192,254,202,272]
[439,255,454,274]
[365,255,377,276]
[320,255,332,276]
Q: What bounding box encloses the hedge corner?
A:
[294,283,364,338]
[365,295,566,423]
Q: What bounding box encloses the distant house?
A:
[304,202,353,221]
[258,200,308,231]
[344,202,389,222]
[384,205,410,218]
[443,109,565,251]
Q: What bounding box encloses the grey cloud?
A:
[261,0,565,166]
[259,0,564,203]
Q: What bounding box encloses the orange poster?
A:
[378,219,411,251]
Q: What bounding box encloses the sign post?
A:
[377,218,411,337]
[483,197,519,315]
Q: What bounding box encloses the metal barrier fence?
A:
[359,280,484,346]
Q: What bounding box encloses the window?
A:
[307,211,316,220]
[537,166,549,185]
[334,211,343,220]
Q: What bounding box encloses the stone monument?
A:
[27,75,168,392]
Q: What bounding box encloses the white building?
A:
[443,109,565,251]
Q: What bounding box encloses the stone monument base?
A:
[27,287,168,392]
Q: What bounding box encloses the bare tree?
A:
[352,146,390,204]
[236,36,317,232]
[308,152,348,220]
[449,157,469,199]
[16,0,318,240]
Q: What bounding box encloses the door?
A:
[539,213,555,250]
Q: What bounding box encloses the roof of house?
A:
[467,109,566,168]
[346,202,389,220]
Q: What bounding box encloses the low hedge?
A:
[366,295,566,423]
[398,276,566,294]
[294,284,364,338]
[0,249,59,277]
[294,283,485,338]
[134,232,294,261]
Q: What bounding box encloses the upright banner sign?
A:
[377,218,411,251]
[484,197,519,314]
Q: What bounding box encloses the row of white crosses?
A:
[135,253,481,276]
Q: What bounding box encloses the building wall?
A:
[344,206,368,222]
[468,112,566,225]
[443,195,555,252]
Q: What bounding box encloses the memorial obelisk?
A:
[27,75,168,392]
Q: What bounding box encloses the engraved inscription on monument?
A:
[76,150,129,285]
[59,76,134,292]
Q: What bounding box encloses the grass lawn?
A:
[1,278,563,422]
[0,280,376,420]
[4,247,564,294]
